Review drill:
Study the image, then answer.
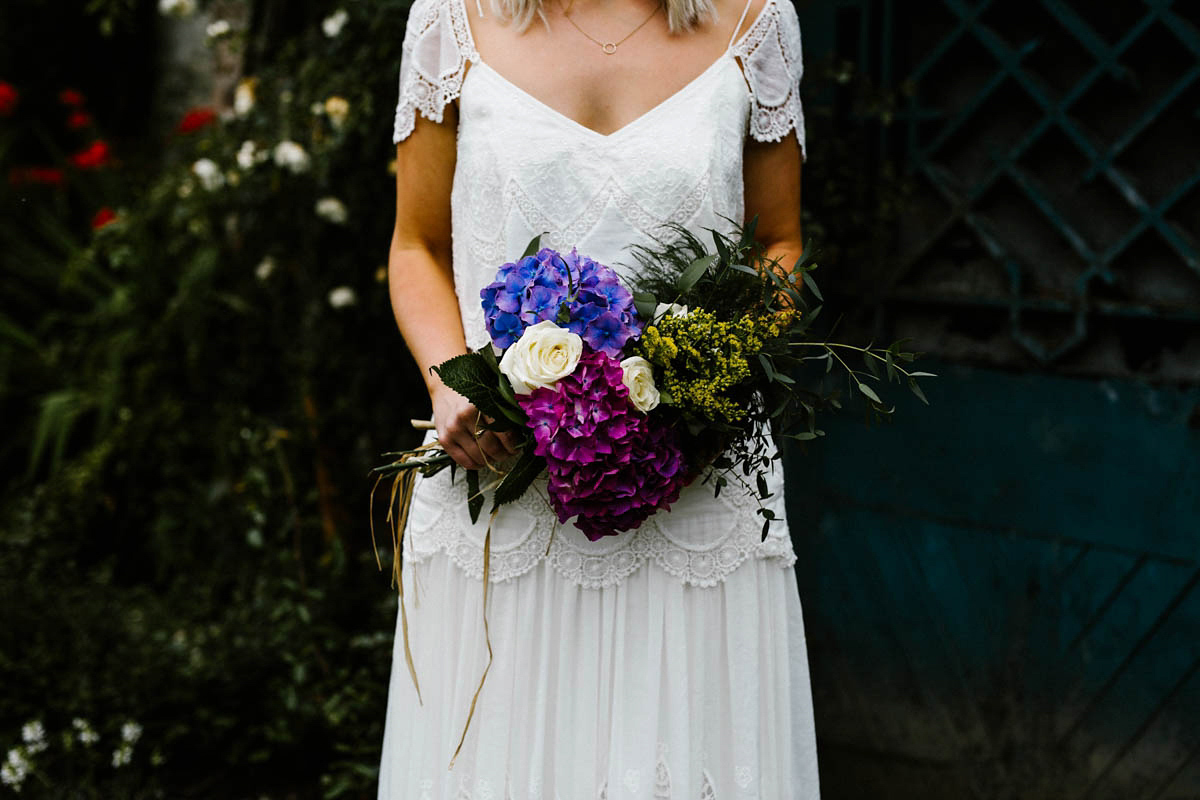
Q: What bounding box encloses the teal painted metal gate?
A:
[789,1,1200,796]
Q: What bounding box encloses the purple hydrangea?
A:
[480,247,642,356]
[518,351,686,541]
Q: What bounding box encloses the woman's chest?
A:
[453,57,750,196]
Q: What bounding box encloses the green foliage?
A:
[0,1,430,797]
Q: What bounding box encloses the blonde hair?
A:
[490,0,718,35]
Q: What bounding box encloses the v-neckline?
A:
[456,0,774,140]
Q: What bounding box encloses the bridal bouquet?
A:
[370,221,935,766]
[372,221,935,544]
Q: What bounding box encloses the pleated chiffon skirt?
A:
[376,540,821,800]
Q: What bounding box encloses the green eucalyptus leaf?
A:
[520,234,545,259]
[909,377,930,405]
[801,271,823,301]
[676,254,717,295]
[857,382,882,403]
[633,291,658,321]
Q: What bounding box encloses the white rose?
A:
[499,320,583,394]
[619,356,660,412]
[653,302,689,321]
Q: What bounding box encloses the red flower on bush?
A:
[177,107,217,134]
[59,88,85,107]
[0,82,17,116]
[91,207,118,229]
[70,140,111,169]
[8,166,66,186]
[68,110,93,130]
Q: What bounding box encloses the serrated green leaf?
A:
[433,353,523,431]
[466,469,483,524]
[491,449,545,510]
[676,254,717,294]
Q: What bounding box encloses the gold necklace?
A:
[561,0,661,55]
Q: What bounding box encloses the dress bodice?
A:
[393,0,806,351]
[391,0,807,588]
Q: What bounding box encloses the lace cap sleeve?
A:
[392,0,478,143]
[732,0,806,158]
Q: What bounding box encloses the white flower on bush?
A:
[112,744,133,768]
[328,286,357,309]
[120,722,143,744]
[72,718,99,746]
[234,78,256,117]
[324,95,350,129]
[654,302,689,321]
[322,9,349,37]
[273,140,310,174]
[236,140,259,170]
[158,0,196,16]
[20,721,46,755]
[499,321,583,395]
[315,196,348,224]
[619,356,660,412]
[2,749,29,791]
[255,256,277,281]
[205,19,231,39]
[191,158,224,191]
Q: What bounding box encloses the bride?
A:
[378,0,819,794]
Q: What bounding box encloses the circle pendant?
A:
[601,42,617,54]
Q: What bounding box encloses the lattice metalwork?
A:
[836,0,1200,377]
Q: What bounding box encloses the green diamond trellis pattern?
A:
[884,0,1200,363]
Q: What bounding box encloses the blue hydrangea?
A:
[480,247,642,356]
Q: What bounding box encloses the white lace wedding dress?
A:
[378,0,819,796]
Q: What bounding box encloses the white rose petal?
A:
[272,140,310,174]
[234,79,256,117]
[322,9,349,37]
[205,19,231,39]
[653,302,689,321]
[620,356,660,412]
[499,320,583,395]
[315,196,348,224]
[191,158,224,191]
[328,286,357,309]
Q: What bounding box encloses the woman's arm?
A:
[389,106,517,470]
[743,131,804,280]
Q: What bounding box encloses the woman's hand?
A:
[432,385,520,471]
